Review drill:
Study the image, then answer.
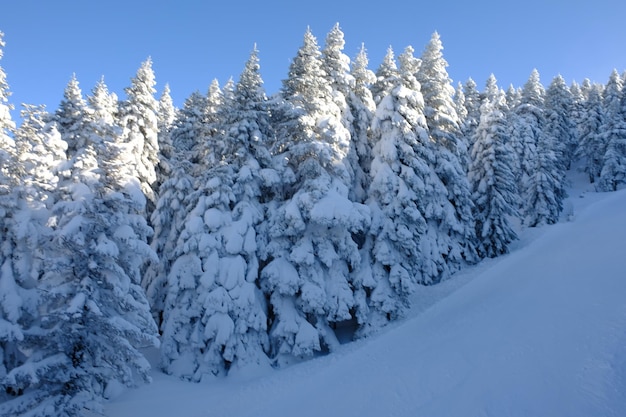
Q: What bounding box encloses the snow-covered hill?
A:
[105,184,626,417]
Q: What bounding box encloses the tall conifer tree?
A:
[469,75,519,257]
[260,29,369,363]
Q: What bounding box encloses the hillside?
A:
[105,181,626,417]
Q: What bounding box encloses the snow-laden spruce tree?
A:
[417,31,478,269]
[468,75,519,257]
[13,105,69,209]
[155,84,177,189]
[511,70,567,226]
[598,69,626,191]
[55,75,87,160]
[371,47,400,106]
[0,107,71,414]
[524,133,566,227]
[159,47,279,378]
[576,81,605,183]
[347,44,377,204]
[453,82,467,135]
[544,75,575,172]
[0,31,26,401]
[169,90,210,166]
[510,69,544,217]
[2,79,159,415]
[322,23,366,202]
[506,84,522,109]
[461,77,482,148]
[363,46,446,334]
[568,81,585,157]
[143,159,194,329]
[119,58,160,213]
[259,28,370,364]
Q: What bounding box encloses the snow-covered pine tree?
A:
[143,159,194,329]
[576,81,604,183]
[417,32,478,269]
[169,90,210,166]
[0,31,26,401]
[363,46,446,334]
[525,131,566,226]
[0,105,70,412]
[598,69,626,191]
[461,77,482,149]
[119,58,160,214]
[160,46,277,378]
[544,75,575,171]
[505,84,522,109]
[2,79,159,415]
[260,28,370,364]
[158,163,238,380]
[345,44,377,206]
[322,23,367,203]
[568,81,585,160]
[453,82,467,136]
[510,69,544,218]
[190,79,224,172]
[371,47,400,106]
[468,75,519,257]
[13,105,68,209]
[155,83,177,189]
[55,75,87,160]
[512,70,567,226]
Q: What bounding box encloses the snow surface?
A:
[104,176,626,417]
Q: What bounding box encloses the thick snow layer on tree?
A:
[104,177,626,417]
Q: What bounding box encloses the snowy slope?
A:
[105,186,626,417]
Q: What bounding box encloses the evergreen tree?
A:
[544,75,575,171]
[525,132,566,226]
[576,82,604,182]
[169,91,209,165]
[143,160,194,329]
[119,58,160,213]
[364,46,447,333]
[155,84,177,188]
[260,29,370,363]
[512,70,567,225]
[347,44,377,203]
[510,69,544,217]
[417,32,478,269]
[55,75,87,160]
[322,23,366,202]
[568,81,585,160]
[461,77,482,148]
[598,69,626,191]
[505,84,522,109]
[195,79,224,170]
[371,47,399,106]
[2,80,159,415]
[160,47,277,378]
[0,31,26,400]
[468,75,519,257]
[453,81,467,135]
[13,105,68,208]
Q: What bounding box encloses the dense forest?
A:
[1,24,625,416]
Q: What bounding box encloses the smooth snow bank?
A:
[106,189,626,417]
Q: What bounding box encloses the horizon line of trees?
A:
[1,24,626,416]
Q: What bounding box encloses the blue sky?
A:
[1,1,625,116]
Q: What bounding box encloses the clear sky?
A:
[1,0,625,117]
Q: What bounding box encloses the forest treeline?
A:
[1,24,625,416]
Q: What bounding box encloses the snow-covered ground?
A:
[104,174,626,417]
